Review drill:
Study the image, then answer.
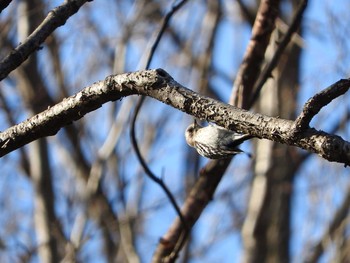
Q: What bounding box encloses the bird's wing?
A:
[226,134,254,148]
[215,128,253,150]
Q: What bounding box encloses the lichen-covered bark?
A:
[0,69,350,165]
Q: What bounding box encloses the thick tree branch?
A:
[0,69,349,165]
[0,0,90,81]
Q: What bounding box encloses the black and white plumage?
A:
[185,121,253,159]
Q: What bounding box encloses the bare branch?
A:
[231,0,280,108]
[249,0,308,108]
[0,0,90,81]
[294,79,350,133]
[0,69,349,165]
[130,96,188,232]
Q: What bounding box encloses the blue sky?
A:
[1,0,350,262]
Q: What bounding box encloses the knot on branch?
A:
[151,68,175,89]
[320,135,350,165]
[322,136,343,153]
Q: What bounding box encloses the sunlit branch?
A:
[0,69,349,165]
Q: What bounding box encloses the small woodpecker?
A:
[185,120,253,159]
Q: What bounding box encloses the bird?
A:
[185,120,253,159]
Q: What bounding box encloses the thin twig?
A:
[248,0,308,108]
[146,1,189,70]
[130,0,189,232]
[130,96,188,231]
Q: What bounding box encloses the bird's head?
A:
[185,119,201,147]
